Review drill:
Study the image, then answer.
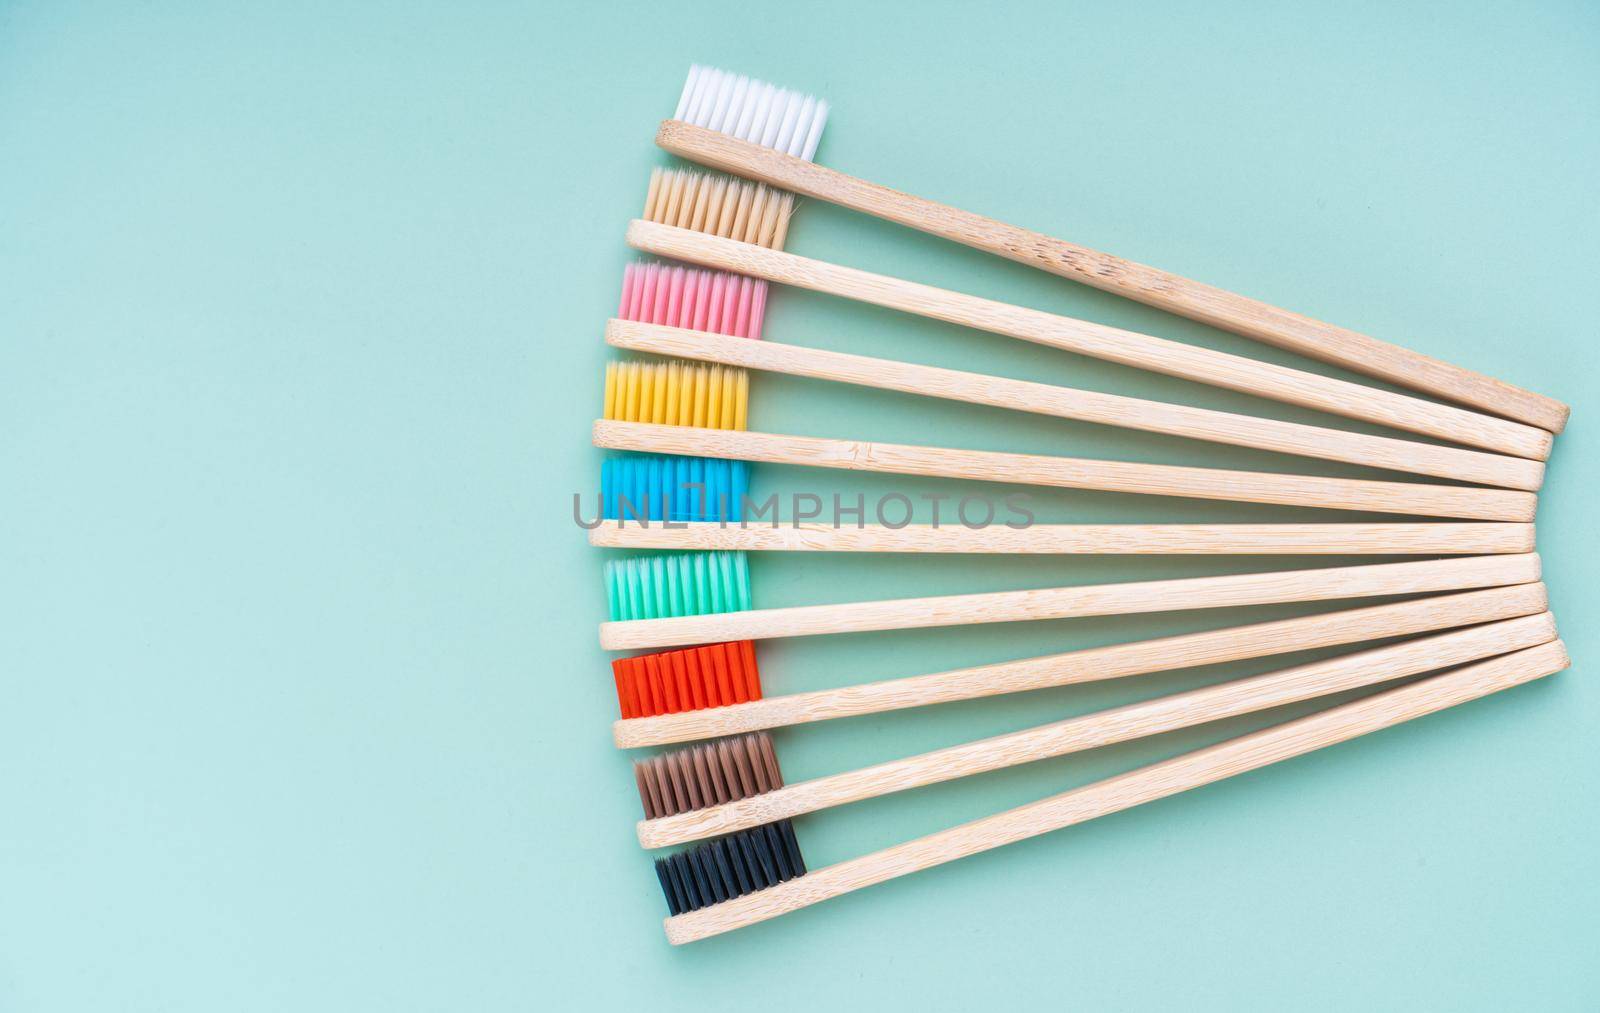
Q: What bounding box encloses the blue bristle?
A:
[602,454,748,522]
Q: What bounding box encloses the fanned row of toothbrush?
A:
[589,65,1572,945]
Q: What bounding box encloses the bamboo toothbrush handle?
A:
[598,552,1540,650]
[637,612,1557,848]
[627,219,1553,462]
[590,520,1535,556]
[613,582,1549,747]
[657,120,1569,435]
[592,419,1537,522]
[664,639,1570,943]
[607,320,1545,492]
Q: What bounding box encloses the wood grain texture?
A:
[597,552,1540,650]
[592,419,1538,521]
[638,613,1557,847]
[612,582,1549,747]
[663,639,1570,943]
[626,219,1554,461]
[589,520,1535,556]
[607,320,1545,491]
[657,120,1570,434]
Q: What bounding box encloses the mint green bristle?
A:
[692,553,710,614]
[670,554,689,616]
[604,563,620,620]
[603,551,752,621]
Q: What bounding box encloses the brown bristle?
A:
[634,732,784,820]
[643,167,796,250]
[611,640,762,718]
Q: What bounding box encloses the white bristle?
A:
[672,66,829,162]
[673,65,702,121]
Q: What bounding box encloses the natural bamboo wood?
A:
[626,219,1554,461]
[657,120,1570,435]
[612,582,1549,747]
[590,520,1535,556]
[598,552,1540,650]
[592,419,1537,521]
[606,319,1545,491]
[663,639,1570,943]
[639,613,1557,848]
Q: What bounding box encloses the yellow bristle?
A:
[733,370,749,430]
[603,362,620,420]
[649,360,669,422]
[603,360,750,430]
[690,366,708,428]
[663,361,682,424]
[706,368,725,430]
[624,362,643,422]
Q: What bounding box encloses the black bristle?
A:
[654,858,684,917]
[673,852,703,912]
[748,824,780,886]
[724,835,755,895]
[710,832,739,896]
[776,820,806,877]
[654,822,809,915]
[697,846,729,904]
[762,823,794,881]
[685,847,716,907]
[733,828,767,890]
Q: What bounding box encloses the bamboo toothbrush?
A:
[634,612,1557,849]
[597,418,1535,520]
[655,66,1568,434]
[599,264,1542,519]
[654,639,1569,943]
[626,218,1552,461]
[613,582,1549,747]
[601,551,1540,651]
[592,521,1534,556]
[605,318,1544,491]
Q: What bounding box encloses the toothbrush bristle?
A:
[674,65,829,162]
[619,259,769,338]
[604,551,753,622]
[634,732,783,819]
[643,167,796,251]
[612,640,763,720]
[602,455,749,523]
[603,360,750,430]
[655,819,807,916]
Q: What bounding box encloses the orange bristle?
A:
[611,640,762,719]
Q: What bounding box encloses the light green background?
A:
[2,1,1596,1010]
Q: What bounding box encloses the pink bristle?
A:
[689,271,713,333]
[618,264,638,318]
[666,267,686,327]
[730,278,750,339]
[635,264,658,322]
[747,280,768,338]
[705,272,729,335]
[648,265,671,324]
[615,262,769,340]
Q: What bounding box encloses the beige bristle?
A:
[642,168,795,250]
[602,360,749,430]
[634,733,784,820]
